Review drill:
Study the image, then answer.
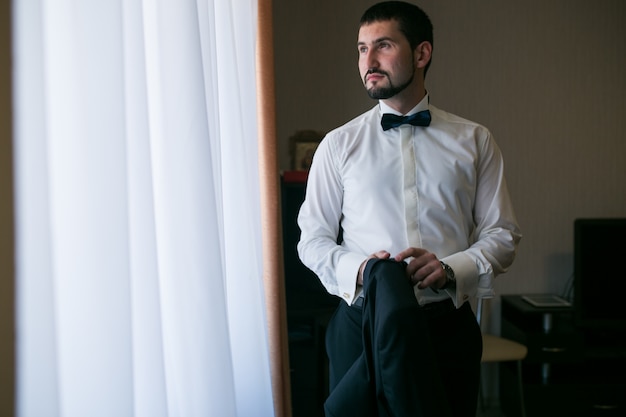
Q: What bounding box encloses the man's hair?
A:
[360,1,434,75]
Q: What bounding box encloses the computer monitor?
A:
[573,218,626,334]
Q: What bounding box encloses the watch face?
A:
[441,262,454,279]
[447,266,455,280]
[440,262,455,289]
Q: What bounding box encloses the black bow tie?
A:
[381,110,431,131]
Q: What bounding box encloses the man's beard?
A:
[365,70,415,99]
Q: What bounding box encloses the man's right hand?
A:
[357,250,391,285]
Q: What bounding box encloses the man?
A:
[297,2,521,416]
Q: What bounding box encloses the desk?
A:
[500,295,626,416]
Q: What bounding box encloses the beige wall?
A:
[0,0,14,414]
[274,0,626,314]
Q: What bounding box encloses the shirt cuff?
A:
[336,252,368,305]
[441,252,478,308]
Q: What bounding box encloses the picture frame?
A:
[289,130,324,171]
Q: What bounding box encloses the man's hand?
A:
[394,247,447,290]
[357,250,391,285]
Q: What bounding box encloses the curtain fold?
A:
[14,0,276,416]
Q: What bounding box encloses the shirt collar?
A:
[378,93,430,117]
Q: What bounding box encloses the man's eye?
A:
[379,43,390,49]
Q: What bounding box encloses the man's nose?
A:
[365,50,379,68]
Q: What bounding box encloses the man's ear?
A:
[414,41,432,70]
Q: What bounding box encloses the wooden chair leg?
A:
[478,377,486,412]
[516,360,526,417]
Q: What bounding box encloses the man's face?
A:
[357,20,416,100]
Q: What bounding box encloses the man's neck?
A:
[381,86,427,115]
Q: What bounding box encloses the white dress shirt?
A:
[297,94,521,308]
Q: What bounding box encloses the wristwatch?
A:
[439,261,456,290]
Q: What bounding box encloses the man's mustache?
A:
[364,69,389,83]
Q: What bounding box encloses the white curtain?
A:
[13,0,274,416]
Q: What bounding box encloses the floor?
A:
[476,409,506,417]
[476,403,508,417]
